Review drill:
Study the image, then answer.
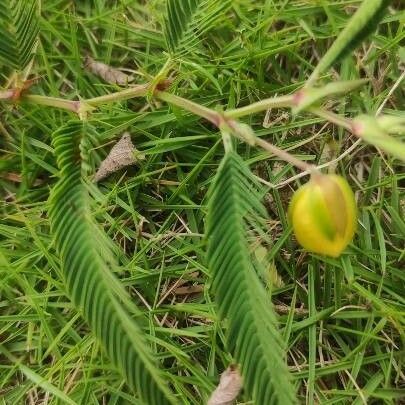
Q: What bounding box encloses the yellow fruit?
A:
[288,174,357,257]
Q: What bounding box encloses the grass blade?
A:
[308,0,392,83]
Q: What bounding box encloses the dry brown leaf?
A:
[84,56,134,86]
[1,172,42,186]
[173,285,204,295]
[94,132,144,182]
[208,366,243,405]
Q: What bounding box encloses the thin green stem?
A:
[0,90,14,100]
[155,91,220,125]
[86,83,150,106]
[23,83,150,114]
[254,137,317,173]
[20,84,346,177]
[309,107,352,130]
[148,58,172,96]
[225,95,295,119]
[23,95,79,112]
[220,128,233,153]
[156,91,316,173]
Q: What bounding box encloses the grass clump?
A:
[0,1,404,404]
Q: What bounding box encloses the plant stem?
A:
[155,91,316,174]
[309,107,352,130]
[155,91,220,125]
[148,58,172,95]
[86,83,150,106]
[220,128,233,153]
[0,90,14,100]
[23,95,79,112]
[254,137,317,173]
[225,95,295,119]
[19,85,344,177]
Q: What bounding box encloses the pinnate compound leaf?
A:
[206,151,297,404]
[164,0,232,56]
[0,0,39,70]
[49,121,176,405]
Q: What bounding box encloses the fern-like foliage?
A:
[164,0,231,56]
[49,121,176,405]
[206,151,297,404]
[0,0,39,70]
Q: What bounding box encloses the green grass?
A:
[1,0,404,404]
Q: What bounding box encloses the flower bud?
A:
[288,174,357,257]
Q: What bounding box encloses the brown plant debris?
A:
[174,285,204,295]
[84,56,134,86]
[94,132,144,182]
[207,365,243,405]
